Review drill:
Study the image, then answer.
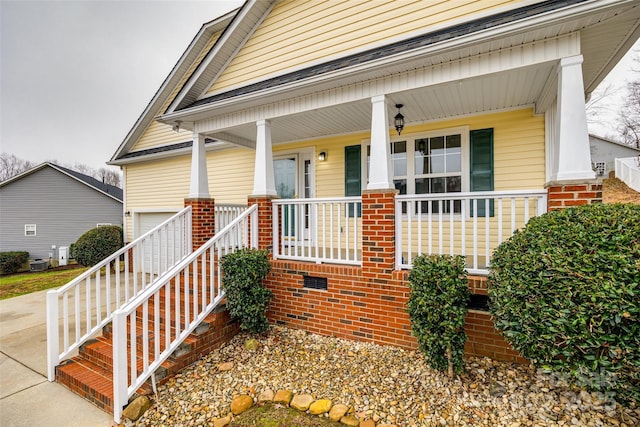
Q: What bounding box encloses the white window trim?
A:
[361,126,470,193]
[25,224,36,237]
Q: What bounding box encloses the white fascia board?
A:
[108,141,230,166]
[110,11,237,163]
[160,0,634,124]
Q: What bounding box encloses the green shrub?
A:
[221,248,272,334]
[73,226,123,267]
[0,251,29,274]
[407,254,470,377]
[488,203,640,405]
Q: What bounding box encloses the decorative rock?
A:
[273,389,293,405]
[309,399,332,415]
[340,415,361,426]
[258,389,275,402]
[122,396,151,421]
[244,338,260,351]
[290,394,314,411]
[217,362,234,371]
[230,395,253,415]
[360,420,375,427]
[213,415,231,427]
[329,403,350,422]
[378,425,398,427]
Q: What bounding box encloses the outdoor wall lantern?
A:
[318,151,327,161]
[394,104,405,135]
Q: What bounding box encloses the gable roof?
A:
[589,134,640,152]
[109,8,239,164]
[0,162,123,202]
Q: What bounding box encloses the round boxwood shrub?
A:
[73,226,123,267]
[221,248,272,334]
[488,203,640,405]
[0,251,29,274]
[408,254,470,377]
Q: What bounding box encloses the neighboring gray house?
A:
[589,134,640,177]
[0,162,123,262]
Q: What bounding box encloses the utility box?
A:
[58,247,69,266]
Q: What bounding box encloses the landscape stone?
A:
[290,393,314,411]
[273,389,293,405]
[258,389,275,402]
[230,395,253,415]
[340,415,360,426]
[213,415,231,427]
[244,338,260,351]
[329,404,350,422]
[122,396,152,421]
[360,420,375,427]
[217,362,234,371]
[309,399,332,415]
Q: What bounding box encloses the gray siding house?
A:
[589,134,640,177]
[0,163,123,262]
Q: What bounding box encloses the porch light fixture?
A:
[394,104,405,135]
[318,151,327,161]
[172,120,182,132]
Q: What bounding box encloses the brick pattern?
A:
[547,182,602,211]
[264,261,524,362]
[247,196,275,251]
[184,198,216,251]
[361,190,397,274]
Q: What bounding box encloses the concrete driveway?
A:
[0,289,112,427]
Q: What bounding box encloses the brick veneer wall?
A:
[262,190,525,363]
[248,196,275,251]
[546,181,602,211]
[185,198,216,251]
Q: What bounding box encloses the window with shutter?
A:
[345,145,362,217]
[470,128,494,217]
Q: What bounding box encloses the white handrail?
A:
[112,204,258,423]
[273,197,362,265]
[46,207,192,381]
[395,190,547,274]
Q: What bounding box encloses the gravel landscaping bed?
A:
[135,327,639,427]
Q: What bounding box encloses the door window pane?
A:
[274,158,296,199]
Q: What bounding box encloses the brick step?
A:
[56,305,238,416]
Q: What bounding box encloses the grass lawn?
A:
[0,265,88,300]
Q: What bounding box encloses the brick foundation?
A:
[546,180,603,211]
[264,261,524,363]
[185,198,215,251]
[247,196,275,251]
[262,189,525,363]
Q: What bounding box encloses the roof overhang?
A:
[154,0,638,147]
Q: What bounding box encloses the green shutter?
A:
[470,129,494,217]
[345,145,361,217]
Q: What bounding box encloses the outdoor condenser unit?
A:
[29,260,49,272]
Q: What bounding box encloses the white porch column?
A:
[188,132,210,198]
[252,119,277,196]
[551,55,595,182]
[367,95,394,190]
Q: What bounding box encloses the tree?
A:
[616,54,640,148]
[0,153,34,182]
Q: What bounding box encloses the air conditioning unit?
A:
[30,260,49,272]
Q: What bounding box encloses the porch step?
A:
[55,303,238,416]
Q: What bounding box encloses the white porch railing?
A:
[615,156,640,193]
[395,190,547,274]
[273,197,362,265]
[46,206,192,381]
[112,204,258,423]
[215,203,248,233]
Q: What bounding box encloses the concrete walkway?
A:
[0,289,112,427]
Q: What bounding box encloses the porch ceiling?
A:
[206,63,555,146]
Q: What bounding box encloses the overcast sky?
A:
[0,0,638,173]
[1,0,242,172]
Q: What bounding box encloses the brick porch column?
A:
[247,196,275,252]
[545,180,603,211]
[361,189,397,276]
[184,198,215,251]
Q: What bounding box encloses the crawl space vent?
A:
[303,275,328,290]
